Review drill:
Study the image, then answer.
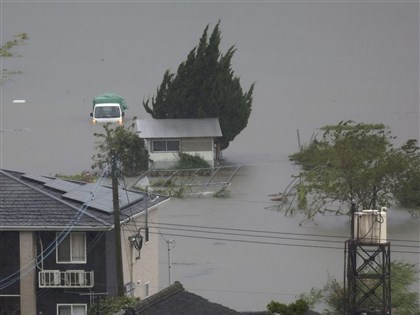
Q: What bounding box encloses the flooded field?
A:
[1,1,419,312]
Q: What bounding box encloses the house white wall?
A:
[121,207,159,299]
[147,137,216,169]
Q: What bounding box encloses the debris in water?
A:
[13,100,26,104]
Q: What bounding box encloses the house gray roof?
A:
[120,281,244,315]
[136,118,222,139]
[0,169,169,231]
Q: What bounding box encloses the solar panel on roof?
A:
[22,173,50,184]
[45,179,82,192]
[23,173,147,214]
[63,185,145,213]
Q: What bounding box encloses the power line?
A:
[122,221,419,254]
[149,231,419,254]
[149,230,343,250]
[154,226,344,245]
[124,221,420,248]
[154,226,420,250]
[152,222,420,244]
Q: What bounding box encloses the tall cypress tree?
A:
[144,21,254,150]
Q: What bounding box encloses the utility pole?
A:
[112,154,125,296]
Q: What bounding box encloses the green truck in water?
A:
[90,93,128,125]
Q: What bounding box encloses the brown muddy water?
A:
[1,2,419,312]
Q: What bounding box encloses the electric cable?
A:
[147,222,420,244]
[150,230,419,254]
[121,221,419,254]
[123,221,419,249]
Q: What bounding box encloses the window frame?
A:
[151,139,180,152]
[56,232,87,264]
[57,303,87,315]
[145,281,150,297]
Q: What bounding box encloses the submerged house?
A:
[0,169,169,315]
[136,118,223,169]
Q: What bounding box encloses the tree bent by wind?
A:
[143,21,254,150]
[276,121,420,221]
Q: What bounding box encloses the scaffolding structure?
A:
[345,207,391,315]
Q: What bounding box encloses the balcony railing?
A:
[38,270,94,288]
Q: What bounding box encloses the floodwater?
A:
[1,1,419,312]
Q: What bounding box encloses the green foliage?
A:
[393,139,420,213]
[56,171,97,183]
[0,33,28,57]
[283,121,419,220]
[143,21,254,150]
[267,298,309,315]
[176,153,211,169]
[299,261,420,315]
[1,33,28,83]
[87,295,140,315]
[390,261,420,314]
[91,120,150,176]
[149,179,191,197]
[213,186,231,198]
[150,179,176,187]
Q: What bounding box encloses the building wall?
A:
[36,231,106,315]
[0,210,160,314]
[19,231,37,315]
[121,206,159,299]
[0,232,20,297]
[147,137,216,169]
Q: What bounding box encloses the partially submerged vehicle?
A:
[90,93,128,125]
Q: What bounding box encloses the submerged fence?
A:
[133,165,241,197]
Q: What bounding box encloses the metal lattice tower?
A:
[345,207,391,315]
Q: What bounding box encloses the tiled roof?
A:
[121,281,244,315]
[118,281,322,315]
[0,169,168,230]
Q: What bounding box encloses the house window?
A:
[57,304,87,315]
[145,281,150,297]
[152,140,180,152]
[57,232,86,263]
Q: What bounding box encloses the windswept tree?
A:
[298,261,420,315]
[143,21,254,150]
[279,121,419,220]
[91,120,149,176]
